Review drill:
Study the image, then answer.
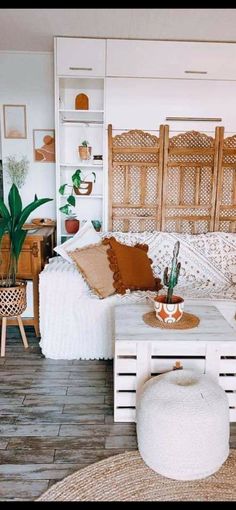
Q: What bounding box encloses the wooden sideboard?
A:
[0,225,55,337]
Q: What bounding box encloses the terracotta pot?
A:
[74,182,93,196]
[0,281,27,317]
[78,146,92,161]
[65,218,80,234]
[154,295,184,324]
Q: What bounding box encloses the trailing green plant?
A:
[163,241,181,304]
[5,155,29,188]
[72,169,96,188]
[59,169,96,216]
[0,184,53,287]
[58,201,76,218]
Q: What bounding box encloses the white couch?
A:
[39,231,236,360]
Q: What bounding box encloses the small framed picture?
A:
[3,104,27,139]
[33,129,55,162]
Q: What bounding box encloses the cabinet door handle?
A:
[69,66,93,71]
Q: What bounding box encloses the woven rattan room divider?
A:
[108,124,236,233]
[108,124,164,232]
[215,130,236,232]
[161,125,220,233]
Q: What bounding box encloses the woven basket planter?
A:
[0,281,27,317]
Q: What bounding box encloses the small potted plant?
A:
[58,190,80,234]
[60,169,96,200]
[91,219,102,232]
[72,168,96,196]
[59,168,97,233]
[154,241,183,323]
[78,140,92,161]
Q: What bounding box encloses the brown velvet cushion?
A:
[69,243,116,299]
[102,237,163,295]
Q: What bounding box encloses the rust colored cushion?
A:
[103,237,163,295]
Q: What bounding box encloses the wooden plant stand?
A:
[1,315,28,357]
[0,225,56,337]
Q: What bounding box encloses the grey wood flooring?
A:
[0,326,235,501]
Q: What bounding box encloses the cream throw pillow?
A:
[68,243,115,298]
[53,221,100,263]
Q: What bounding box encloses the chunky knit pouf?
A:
[136,369,230,481]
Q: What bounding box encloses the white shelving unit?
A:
[54,38,107,245]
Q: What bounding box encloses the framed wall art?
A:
[33,129,55,162]
[3,104,27,139]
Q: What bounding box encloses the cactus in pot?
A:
[154,241,183,323]
[163,241,181,304]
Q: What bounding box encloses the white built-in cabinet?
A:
[54,37,106,244]
[106,39,236,80]
[56,38,106,77]
[54,36,236,243]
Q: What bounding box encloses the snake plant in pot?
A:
[154,241,183,324]
[0,184,52,318]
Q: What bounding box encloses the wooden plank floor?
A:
[0,326,235,501]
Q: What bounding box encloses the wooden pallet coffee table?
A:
[114,302,236,423]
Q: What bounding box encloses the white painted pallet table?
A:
[114,303,236,423]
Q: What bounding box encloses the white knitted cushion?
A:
[136,369,230,481]
[53,220,100,263]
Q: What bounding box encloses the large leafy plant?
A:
[0,184,53,287]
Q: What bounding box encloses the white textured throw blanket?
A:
[39,232,236,359]
[101,231,236,300]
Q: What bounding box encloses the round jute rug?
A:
[37,450,236,501]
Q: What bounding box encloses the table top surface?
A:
[115,302,236,343]
[2,225,55,241]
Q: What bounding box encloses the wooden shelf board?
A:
[59,109,104,113]
[60,163,103,168]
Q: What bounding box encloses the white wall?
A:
[0,51,56,219]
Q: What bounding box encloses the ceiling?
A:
[0,9,236,52]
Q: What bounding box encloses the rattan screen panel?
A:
[108,125,164,232]
[161,127,220,234]
[164,219,209,234]
[215,131,236,232]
